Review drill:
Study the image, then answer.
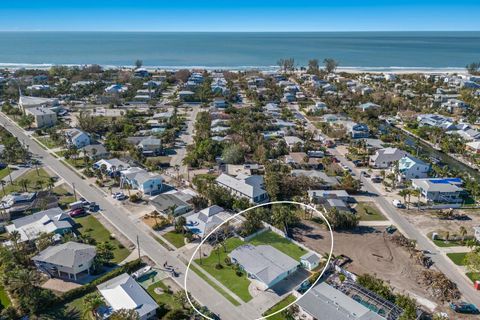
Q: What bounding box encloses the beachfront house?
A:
[369,147,409,169]
[398,155,430,181]
[97,273,159,320]
[65,128,90,148]
[32,242,96,281]
[25,107,57,128]
[120,167,163,195]
[411,178,464,203]
[215,173,268,203]
[229,244,299,290]
[5,207,73,242]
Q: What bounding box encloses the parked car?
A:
[69,200,84,210]
[371,175,383,183]
[450,302,479,314]
[392,199,405,208]
[115,193,127,201]
[69,208,85,217]
[112,192,123,199]
[360,171,370,178]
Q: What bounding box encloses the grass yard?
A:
[0,285,11,308]
[194,237,252,302]
[3,168,54,194]
[354,202,387,221]
[262,294,296,320]
[65,157,88,169]
[0,167,11,180]
[163,231,186,248]
[37,136,63,149]
[432,239,466,247]
[248,230,306,260]
[52,185,76,209]
[147,280,182,310]
[74,215,131,264]
[189,264,241,306]
[466,272,480,283]
[447,252,467,266]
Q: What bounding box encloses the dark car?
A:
[69,208,85,217]
[450,302,479,314]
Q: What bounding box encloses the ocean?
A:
[0,31,479,71]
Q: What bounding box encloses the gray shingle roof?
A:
[32,241,96,268]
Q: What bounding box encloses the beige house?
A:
[26,107,57,128]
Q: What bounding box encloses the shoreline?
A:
[0,63,467,74]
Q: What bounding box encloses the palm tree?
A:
[0,180,6,196]
[445,231,450,242]
[7,268,38,297]
[18,178,29,192]
[459,226,467,243]
[151,210,161,227]
[83,292,103,320]
[167,205,178,228]
[410,189,421,209]
[8,230,21,252]
[398,189,409,209]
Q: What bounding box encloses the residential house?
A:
[441,98,468,113]
[297,282,386,320]
[120,167,163,195]
[466,141,480,154]
[97,273,158,320]
[300,252,321,271]
[6,207,73,242]
[138,136,162,156]
[411,178,464,203]
[212,98,227,108]
[229,244,299,290]
[65,128,90,148]
[185,205,232,239]
[32,242,96,280]
[321,198,351,214]
[150,190,193,216]
[284,152,322,169]
[93,158,130,176]
[357,102,380,112]
[19,95,59,112]
[283,136,304,150]
[25,107,57,128]
[178,90,194,100]
[215,173,268,203]
[81,144,109,160]
[346,122,369,139]
[398,155,430,180]
[291,170,339,188]
[417,114,456,130]
[104,84,128,94]
[308,190,351,203]
[369,147,409,169]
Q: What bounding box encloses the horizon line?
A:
[1,30,480,33]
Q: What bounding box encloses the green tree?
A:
[323,58,338,73]
[134,59,143,69]
[83,292,104,319]
[109,308,140,320]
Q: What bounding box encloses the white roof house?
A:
[185,205,232,238]
[215,173,268,203]
[97,273,158,320]
[412,178,464,203]
[229,244,299,289]
[6,207,73,242]
[398,155,430,180]
[65,128,91,148]
[369,147,409,169]
[93,158,130,173]
[19,95,59,110]
[121,167,163,195]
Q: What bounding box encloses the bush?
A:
[224,257,232,266]
[215,263,223,270]
[338,274,346,282]
[236,270,244,277]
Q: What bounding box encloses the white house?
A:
[65,128,90,148]
[104,84,128,94]
[25,107,57,128]
[284,136,304,150]
[411,178,464,203]
[229,244,299,290]
[32,242,96,280]
[369,148,409,169]
[185,205,232,239]
[357,102,380,112]
[93,158,130,175]
[215,173,268,203]
[120,167,163,195]
[398,155,430,180]
[97,273,158,320]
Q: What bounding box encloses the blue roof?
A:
[429,178,462,184]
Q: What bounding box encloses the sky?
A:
[0,0,479,32]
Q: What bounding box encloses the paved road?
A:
[289,104,480,306]
[0,113,260,320]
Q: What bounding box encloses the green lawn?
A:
[354,202,387,221]
[248,230,306,260]
[262,294,296,320]
[163,231,186,248]
[0,167,11,180]
[65,157,88,169]
[3,168,54,194]
[432,239,466,247]
[37,136,63,149]
[0,285,11,308]
[189,264,241,306]
[466,272,480,283]
[147,280,182,310]
[447,252,467,266]
[74,215,131,264]
[52,186,76,209]
[194,237,252,302]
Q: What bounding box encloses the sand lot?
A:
[293,222,430,300]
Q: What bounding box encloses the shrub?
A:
[224,257,232,266]
[236,270,243,277]
[215,263,223,270]
[339,274,346,282]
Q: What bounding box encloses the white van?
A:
[392,199,404,208]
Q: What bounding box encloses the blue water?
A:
[0,31,479,69]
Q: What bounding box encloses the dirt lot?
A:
[400,208,480,238]
[293,222,431,301]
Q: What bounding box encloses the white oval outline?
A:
[184,200,334,320]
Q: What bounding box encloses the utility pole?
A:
[72,182,77,201]
[136,235,141,259]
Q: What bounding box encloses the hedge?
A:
[58,259,145,304]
